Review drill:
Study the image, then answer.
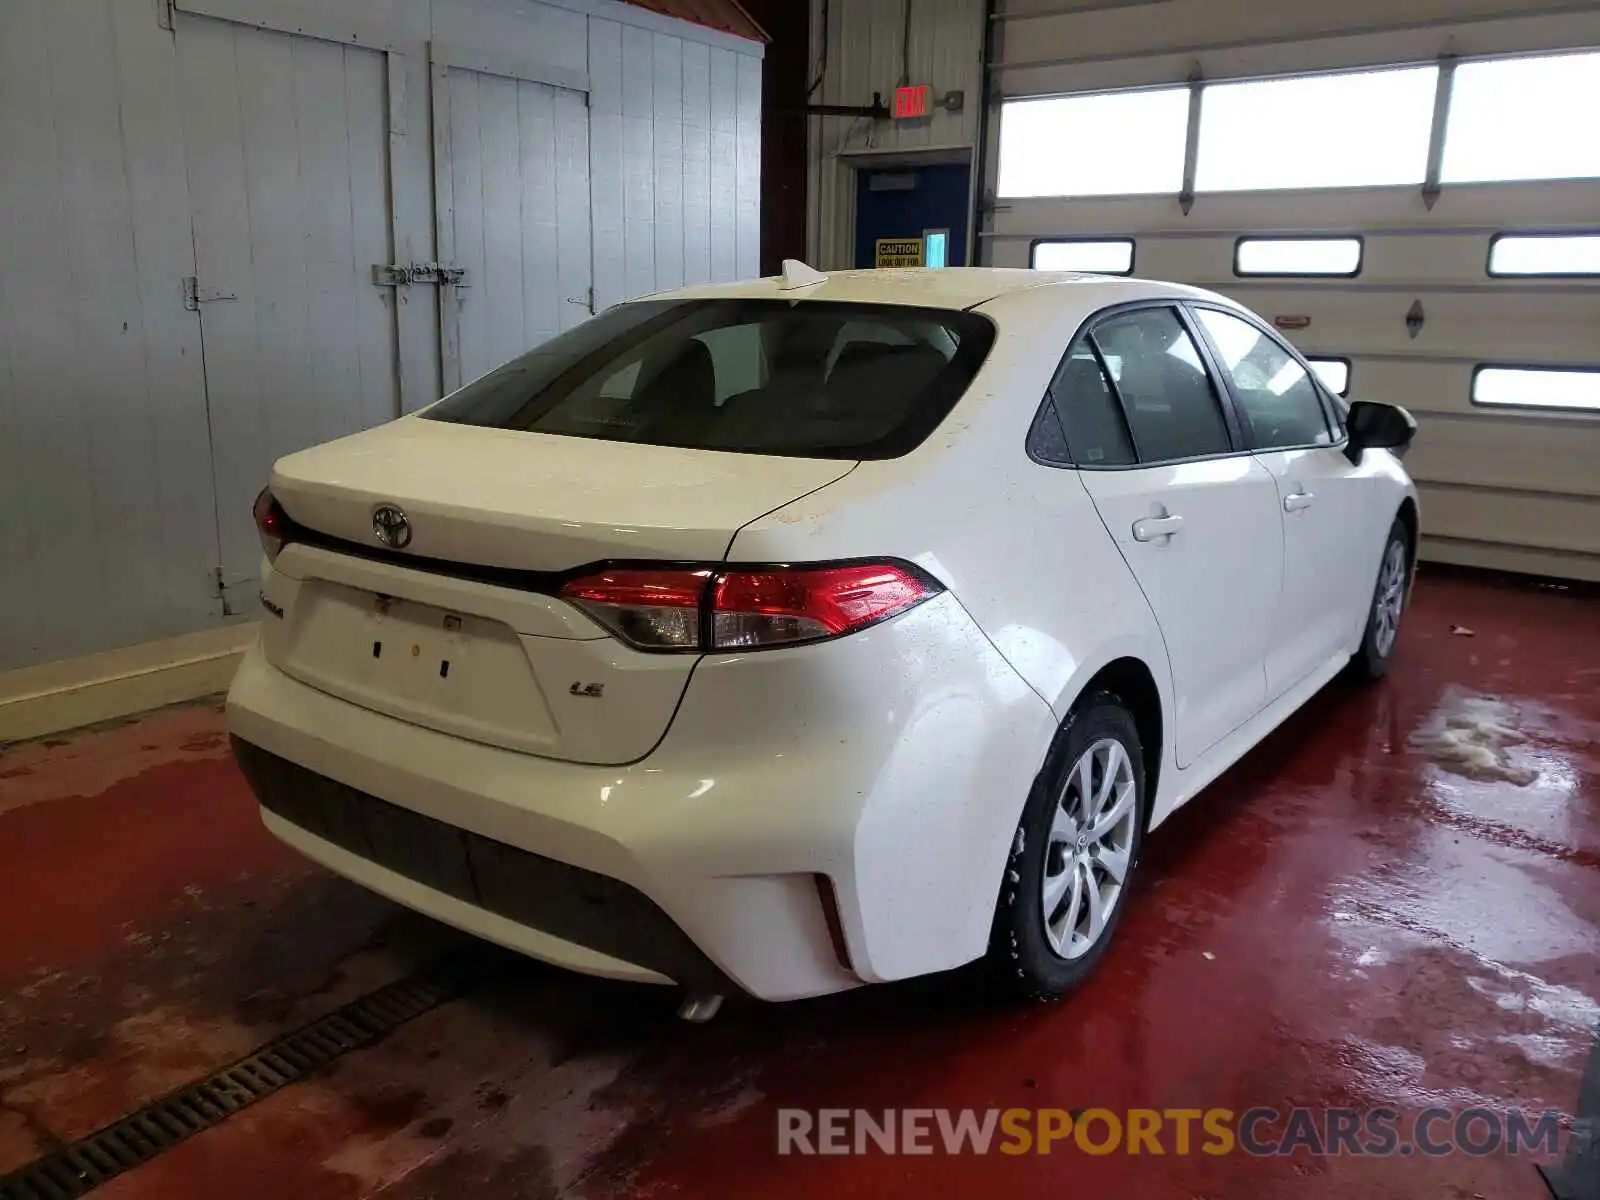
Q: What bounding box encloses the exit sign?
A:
[894,84,932,119]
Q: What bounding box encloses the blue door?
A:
[854,164,970,269]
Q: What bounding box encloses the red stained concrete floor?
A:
[1,567,1596,1198]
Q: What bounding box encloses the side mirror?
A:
[1344,400,1417,465]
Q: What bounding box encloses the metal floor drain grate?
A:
[0,956,472,1200]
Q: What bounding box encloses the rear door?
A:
[1188,304,1373,698]
[1058,305,1283,767]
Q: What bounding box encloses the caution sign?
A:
[875,238,924,268]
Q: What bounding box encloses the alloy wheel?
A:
[1373,540,1407,657]
[1040,737,1138,960]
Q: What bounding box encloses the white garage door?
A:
[981,2,1600,582]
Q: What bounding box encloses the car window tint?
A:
[1050,341,1135,466]
[1089,308,1232,463]
[426,299,995,460]
[1194,307,1332,450]
[692,324,768,402]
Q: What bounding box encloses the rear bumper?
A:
[233,738,729,990]
[226,593,1056,1000]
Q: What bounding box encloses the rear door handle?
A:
[1283,490,1315,513]
[1131,514,1184,542]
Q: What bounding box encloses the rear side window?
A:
[426,299,995,460]
[1048,341,1136,466]
[1090,308,1233,463]
[1193,307,1333,450]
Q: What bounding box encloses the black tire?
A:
[1351,519,1411,682]
[990,691,1145,1002]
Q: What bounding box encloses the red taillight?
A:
[713,563,932,648]
[559,568,712,650]
[558,561,940,652]
[253,487,291,563]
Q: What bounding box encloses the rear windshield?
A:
[424,299,996,459]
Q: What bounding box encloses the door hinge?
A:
[183,276,237,311]
[212,565,254,616]
[371,262,469,287]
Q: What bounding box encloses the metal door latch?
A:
[182,276,237,310]
[372,263,469,287]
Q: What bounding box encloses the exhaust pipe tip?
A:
[676,992,725,1023]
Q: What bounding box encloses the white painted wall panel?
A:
[736,52,763,279]
[588,15,761,308]
[0,0,215,669]
[433,0,587,67]
[622,26,659,303]
[552,88,594,332]
[589,19,628,313]
[1,0,761,670]
[682,41,714,287]
[442,64,595,386]
[177,13,399,601]
[653,36,686,292]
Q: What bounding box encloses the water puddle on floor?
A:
[1409,689,1539,786]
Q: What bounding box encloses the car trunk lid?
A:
[261,418,854,764]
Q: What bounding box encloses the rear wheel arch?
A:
[1395,496,1419,577]
[1071,657,1164,831]
[1032,654,1166,836]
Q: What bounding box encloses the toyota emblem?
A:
[371,505,412,549]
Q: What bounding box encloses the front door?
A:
[1060,307,1283,768]
[175,12,401,613]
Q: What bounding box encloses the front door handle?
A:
[1283,490,1315,513]
[1131,514,1184,542]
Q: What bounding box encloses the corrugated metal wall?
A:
[0,0,762,671]
[805,0,987,268]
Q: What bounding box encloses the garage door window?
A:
[1307,358,1351,397]
[1488,233,1600,277]
[998,88,1189,198]
[1195,66,1437,191]
[1235,237,1363,277]
[1472,367,1600,413]
[1443,52,1600,183]
[1194,308,1333,450]
[1090,309,1233,463]
[1032,239,1136,274]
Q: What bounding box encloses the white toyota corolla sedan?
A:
[228,266,1417,1012]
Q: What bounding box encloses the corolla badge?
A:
[371,504,412,549]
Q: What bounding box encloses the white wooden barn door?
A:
[431,52,594,393]
[174,11,401,611]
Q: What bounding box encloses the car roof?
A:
[644,267,1221,313]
